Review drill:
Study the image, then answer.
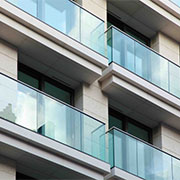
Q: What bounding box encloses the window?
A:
[18,64,74,105]
[107,13,150,46]
[109,108,152,143]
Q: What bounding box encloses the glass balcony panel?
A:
[112,28,135,72]
[108,27,179,99]
[171,0,180,7]
[114,130,137,175]
[173,157,180,180]
[150,52,169,91]
[81,9,105,55]
[169,62,180,98]
[107,28,112,63]
[0,73,107,162]
[7,0,38,17]
[137,141,172,180]
[37,94,82,149]
[110,128,178,180]
[108,130,114,167]
[43,0,80,41]
[0,74,37,131]
[36,91,107,160]
[7,0,105,56]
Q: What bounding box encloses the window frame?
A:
[107,13,150,46]
[109,107,152,143]
[18,63,74,105]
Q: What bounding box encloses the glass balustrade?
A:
[7,0,105,56]
[107,26,180,99]
[171,0,180,7]
[108,128,180,180]
[0,73,108,162]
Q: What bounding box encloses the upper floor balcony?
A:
[0,0,108,87]
[107,127,180,180]
[100,26,180,131]
[0,72,110,179]
[6,0,105,56]
[107,26,180,100]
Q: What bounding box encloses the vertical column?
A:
[0,156,16,180]
[151,32,180,66]
[0,40,17,79]
[75,80,109,129]
[153,123,180,159]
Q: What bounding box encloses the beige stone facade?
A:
[0,40,17,79]
[151,32,180,65]
[0,157,16,180]
[0,0,180,179]
[153,123,180,159]
[75,80,109,129]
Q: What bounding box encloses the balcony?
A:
[0,72,110,179]
[0,0,108,86]
[6,0,105,56]
[107,26,180,99]
[108,127,180,180]
[100,26,180,130]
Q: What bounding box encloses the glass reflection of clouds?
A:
[0,73,107,162]
[16,90,37,131]
[7,0,105,56]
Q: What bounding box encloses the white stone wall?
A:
[75,80,109,129]
[151,32,180,65]
[75,0,107,21]
[0,40,17,79]
[0,156,16,180]
[153,123,180,159]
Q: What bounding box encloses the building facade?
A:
[0,0,180,179]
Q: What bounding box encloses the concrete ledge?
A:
[100,63,180,110]
[105,167,144,180]
[151,0,180,19]
[0,118,110,179]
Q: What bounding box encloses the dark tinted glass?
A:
[128,122,149,142]
[44,81,71,104]
[109,114,123,130]
[18,71,39,89]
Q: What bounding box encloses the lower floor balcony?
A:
[107,127,180,180]
[0,72,110,179]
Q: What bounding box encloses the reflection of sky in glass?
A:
[44,97,67,143]
[7,0,105,55]
[81,9,105,54]
[44,0,80,41]
[113,130,174,180]
[44,1,66,33]
[173,158,180,179]
[7,0,37,17]
[0,74,106,160]
[16,91,37,131]
[111,27,180,98]
[171,0,180,7]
